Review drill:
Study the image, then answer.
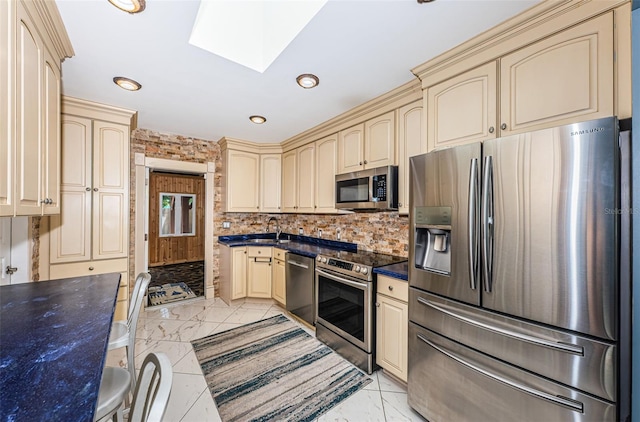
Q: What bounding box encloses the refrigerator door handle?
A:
[416,297,584,355]
[468,158,480,290]
[416,333,585,414]
[481,155,494,292]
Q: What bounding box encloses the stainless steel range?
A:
[314,250,405,374]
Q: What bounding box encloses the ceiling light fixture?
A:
[113,76,142,91]
[296,73,319,89]
[249,115,267,124]
[108,0,146,14]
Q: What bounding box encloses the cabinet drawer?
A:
[50,258,128,280]
[247,246,272,258]
[377,275,408,302]
[274,248,287,261]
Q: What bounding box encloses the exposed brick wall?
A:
[131,127,409,297]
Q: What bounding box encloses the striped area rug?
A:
[191,314,372,422]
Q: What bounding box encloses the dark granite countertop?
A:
[218,233,357,259]
[0,273,121,422]
[374,261,409,281]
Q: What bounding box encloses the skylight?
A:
[189,0,327,73]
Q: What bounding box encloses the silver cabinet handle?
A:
[481,155,494,293]
[287,260,309,269]
[93,188,98,192]
[359,161,363,165]
[40,199,47,204]
[416,297,583,355]
[501,123,507,130]
[468,158,479,291]
[489,126,495,134]
[86,187,91,191]
[398,202,403,207]
[89,267,94,271]
[416,333,584,413]
[375,302,380,307]
[363,160,368,164]
[388,285,394,291]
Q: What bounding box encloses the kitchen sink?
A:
[248,239,276,244]
[276,239,291,244]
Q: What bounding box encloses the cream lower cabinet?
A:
[426,12,614,151]
[376,275,408,382]
[338,111,396,174]
[219,245,248,303]
[397,101,425,215]
[49,98,134,319]
[247,246,272,298]
[272,248,286,305]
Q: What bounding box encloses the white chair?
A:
[109,272,152,392]
[95,352,173,422]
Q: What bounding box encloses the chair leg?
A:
[114,404,124,422]
[126,344,136,392]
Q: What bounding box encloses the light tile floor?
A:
[106,297,425,422]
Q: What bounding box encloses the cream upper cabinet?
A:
[337,123,364,174]
[427,61,497,151]
[314,134,338,213]
[296,144,315,213]
[281,150,297,212]
[3,0,72,217]
[499,12,613,135]
[364,111,395,169]
[338,112,396,174]
[260,154,281,213]
[397,101,425,215]
[224,149,260,212]
[231,246,247,299]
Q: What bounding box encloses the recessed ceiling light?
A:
[113,76,142,91]
[108,0,146,13]
[249,115,267,124]
[296,74,319,89]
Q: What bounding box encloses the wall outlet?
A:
[318,229,322,238]
[298,228,304,235]
[222,221,231,229]
[337,228,341,240]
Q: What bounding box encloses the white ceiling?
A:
[55,0,541,144]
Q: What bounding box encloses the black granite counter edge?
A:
[373,261,409,281]
[218,232,357,253]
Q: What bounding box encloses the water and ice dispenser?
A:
[413,206,452,276]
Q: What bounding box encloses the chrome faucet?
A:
[266,216,281,240]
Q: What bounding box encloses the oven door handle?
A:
[316,268,367,289]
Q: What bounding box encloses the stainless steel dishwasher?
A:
[285,253,315,325]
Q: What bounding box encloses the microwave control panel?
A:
[372,175,387,202]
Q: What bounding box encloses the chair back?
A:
[128,352,173,422]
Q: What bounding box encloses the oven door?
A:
[315,267,372,352]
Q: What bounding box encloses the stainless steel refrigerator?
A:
[408,116,631,422]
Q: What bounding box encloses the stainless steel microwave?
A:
[335,165,398,210]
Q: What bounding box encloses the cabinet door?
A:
[225,150,259,212]
[0,0,13,216]
[296,144,315,213]
[427,61,497,151]
[397,101,425,215]
[337,123,364,174]
[499,13,613,135]
[272,258,286,305]
[231,247,247,299]
[260,154,281,213]
[247,259,272,298]
[315,134,338,213]
[376,294,408,382]
[364,111,395,168]
[41,51,61,215]
[14,4,43,215]
[281,150,297,212]
[49,116,92,263]
[92,121,129,260]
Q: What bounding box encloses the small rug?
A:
[147,282,196,306]
[191,314,372,422]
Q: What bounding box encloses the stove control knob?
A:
[355,265,361,273]
[316,256,321,262]
[361,267,369,275]
[321,257,327,263]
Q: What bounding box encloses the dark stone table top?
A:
[218,232,357,259]
[373,261,409,281]
[0,273,121,422]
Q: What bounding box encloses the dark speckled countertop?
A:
[0,273,121,422]
[373,261,409,281]
[218,232,357,259]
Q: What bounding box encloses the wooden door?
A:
[315,134,338,213]
[148,172,205,266]
[427,61,497,151]
[499,12,613,135]
[92,121,129,260]
[296,144,315,213]
[260,154,281,213]
[364,111,395,169]
[0,0,13,216]
[337,123,364,174]
[281,150,297,212]
[398,101,425,214]
[49,116,92,263]
[225,150,259,212]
